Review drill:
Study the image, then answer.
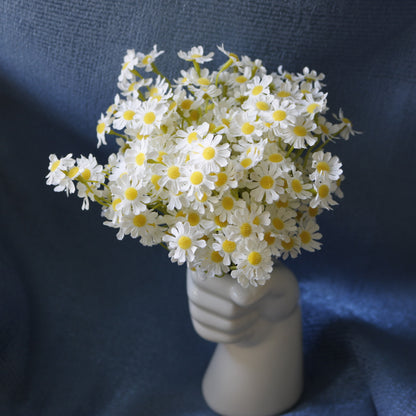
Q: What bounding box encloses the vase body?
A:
[187,263,303,416]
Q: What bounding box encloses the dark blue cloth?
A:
[1,0,416,414]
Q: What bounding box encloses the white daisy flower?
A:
[189,133,230,173]
[111,175,150,215]
[212,227,239,266]
[116,210,164,246]
[333,109,361,140]
[134,100,167,135]
[268,206,297,239]
[113,97,142,131]
[281,116,317,149]
[213,192,245,223]
[297,218,322,252]
[280,234,301,260]
[297,67,325,84]
[275,80,302,100]
[231,238,273,287]
[146,76,172,102]
[228,206,265,241]
[310,151,343,182]
[245,75,273,99]
[46,153,74,187]
[136,44,164,72]
[182,166,216,200]
[177,46,214,64]
[248,162,284,204]
[285,170,313,200]
[118,49,139,83]
[124,138,157,178]
[315,115,338,140]
[267,99,297,131]
[310,179,338,210]
[75,154,105,210]
[175,122,210,151]
[96,112,113,148]
[228,110,264,141]
[163,221,206,265]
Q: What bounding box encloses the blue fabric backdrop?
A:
[1,0,416,415]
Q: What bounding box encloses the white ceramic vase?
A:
[186,262,303,416]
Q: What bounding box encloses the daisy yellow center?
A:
[308,207,319,217]
[291,179,303,193]
[68,167,79,178]
[190,171,203,185]
[235,75,247,83]
[342,117,351,124]
[240,223,252,237]
[142,55,152,65]
[215,172,228,187]
[241,122,255,135]
[281,238,294,250]
[149,87,159,97]
[273,110,286,121]
[190,109,199,121]
[81,168,91,181]
[188,212,200,226]
[253,216,260,225]
[187,132,198,143]
[198,77,210,86]
[181,99,193,110]
[300,231,311,244]
[316,161,330,173]
[264,232,276,246]
[307,103,319,114]
[97,122,106,134]
[320,124,329,134]
[293,126,307,137]
[169,101,177,111]
[301,89,310,95]
[136,153,145,166]
[133,214,147,227]
[211,251,223,263]
[240,158,252,168]
[272,217,284,230]
[252,85,263,96]
[196,192,208,202]
[256,101,269,111]
[318,184,329,198]
[143,112,156,125]
[260,175,274,189]
[277,91,290,98]
[214,216,228,227]
[203,147,216,160]
[125,187,138,201]
[222,196,234,210]
[276,199,288,208]
[112,198,121,210]
[167,166,180,180]
[51,160,60,172]
[178,236,192,250]
[151,174,161,190]
[191,53,202,59]
[248,251,262,266]
[222,240,236,253]
[123,110,135,120]
[269,153,283,163]
[157,151,166,163]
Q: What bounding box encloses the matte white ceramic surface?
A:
[187,263,303,416]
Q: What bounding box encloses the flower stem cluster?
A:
[46,45,359,288]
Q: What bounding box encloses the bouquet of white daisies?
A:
[46,45,359,288]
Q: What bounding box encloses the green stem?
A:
[109,130,129,141]
[193,61,201,77]
[285,144,295,158]
[151,63,172,88]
